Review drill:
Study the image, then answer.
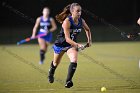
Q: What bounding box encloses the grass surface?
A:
[0,42,140,93]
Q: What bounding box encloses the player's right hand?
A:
[31,35,35,39]
[77,43,84,48]
[76,43,85,50]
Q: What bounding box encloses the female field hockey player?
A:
[31,7,57,64]
[137,18,140,25]
[137,18,140,35]
[127,18,140,39]
[48,3,92,88]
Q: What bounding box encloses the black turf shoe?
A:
[48,75,54,83]
[65,81,73,88]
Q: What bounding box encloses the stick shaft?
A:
[17,34,46,45]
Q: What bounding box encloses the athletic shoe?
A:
[39,61,44,65]
[48,75,54,83]
[65,81,73,88]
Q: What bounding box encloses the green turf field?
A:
[0,42,140,93]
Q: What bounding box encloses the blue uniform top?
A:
[54,16,83,47]
[39,16,52,33]
[38,16,53,42]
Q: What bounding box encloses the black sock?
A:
[40,50,45,62]
[66,62,77,82]
[49,61,57,76]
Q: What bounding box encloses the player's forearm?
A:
[85,30,92,43]
[32,27,37,36]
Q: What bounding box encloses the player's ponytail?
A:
[55,4,71,23]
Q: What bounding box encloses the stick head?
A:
[77,43,89,51]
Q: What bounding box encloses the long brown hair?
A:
[55,3,81,23]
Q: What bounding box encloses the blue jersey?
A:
[54,16,83,47]
[39,16,51,33]
[38,16,52,42]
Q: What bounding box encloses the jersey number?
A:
[71,33,74,40]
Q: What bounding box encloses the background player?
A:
[31,7,57,64]
[126,18,140,39]
[137,18,140,25]
[48,3,92,88]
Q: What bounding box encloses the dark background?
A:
[0,0,140,44]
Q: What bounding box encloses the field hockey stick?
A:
[1,2,49,45]
[17,34,47,45]
[77,43,89,51]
